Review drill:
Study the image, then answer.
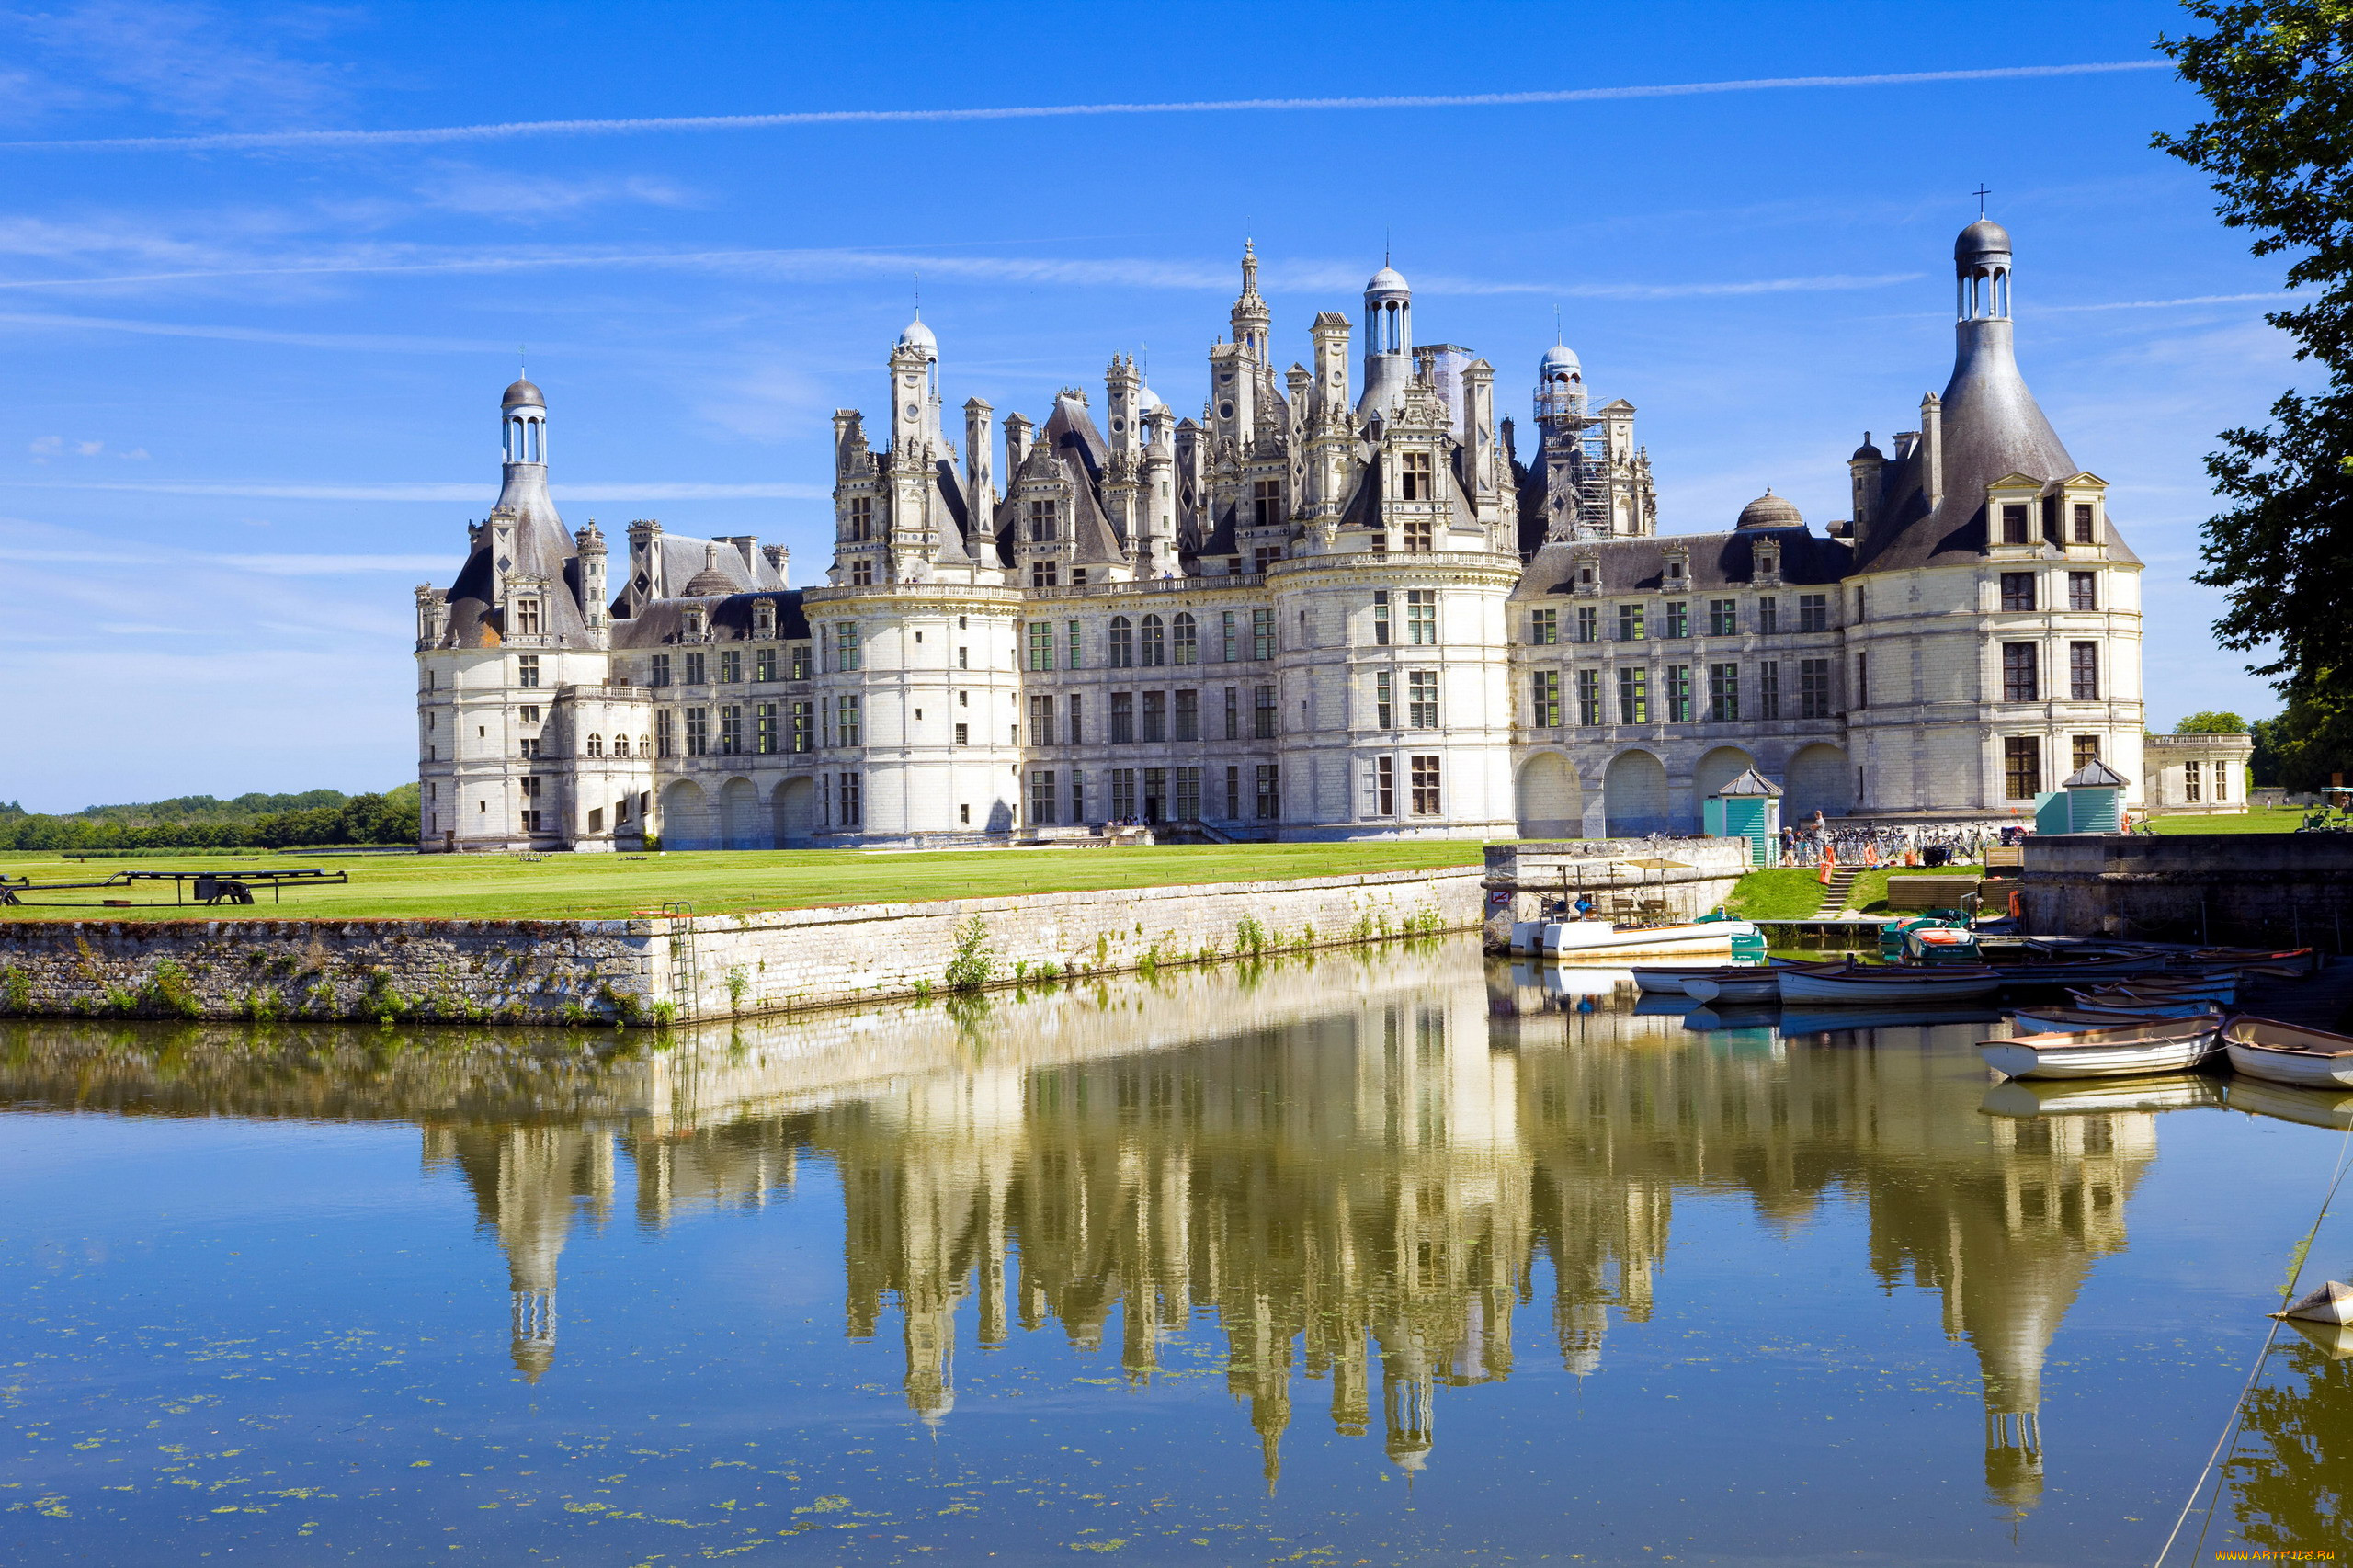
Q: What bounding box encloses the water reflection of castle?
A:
[1,954,2155,1512]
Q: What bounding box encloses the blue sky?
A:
[0,1,2298,812]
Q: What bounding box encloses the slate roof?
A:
[1510,527,1852,600]
[609,589,810,648]
[441,462,597,649]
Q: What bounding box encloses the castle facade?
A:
[415,218,2143,849]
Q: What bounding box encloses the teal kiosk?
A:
[2035,758,2129,834]
[1704,768,1783,867]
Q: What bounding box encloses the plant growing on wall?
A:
[945,916,995,993]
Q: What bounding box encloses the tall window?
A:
[1066,619,1082,670]
[513,597,540,636]
[1371,756,1395,816]
[1223,687,1239,740]
[1030,560,1057,589]
[1173,767,1202,823]
[1530,608,1558,645]
[791,645,812,680]
[1221,611,1239,661]
[1111,768,1137,820]
[1172,612,1198,665]
[834,623,861,671]
[1174,688,1199,741]
[585,733,603,758]
[686,708,710,756]
[2069,571,2097,610]
[1110,692,1135,744]
[1709,664,1739,722]
[1575,606,1599,644]
[2004,737,2041,800]
[756,647,778,682]
[1664,665,1692,722]
[2002,503,2031,544]
[1617,666,1648,724]
[1029,694,1054,746]
[718,705,742,755]
[2184,760,2203,801]
[838,773,862,828]
[517,654,540,688]
[1252,478,1282,528]
[1254,686,1277,739]
[1028,498,1056,543]
[2000,572,2036,612]
[1854,585,1868,621]
[836,694,861,746]
[650,653,672,687]
[716,650,739,684]
[1256,764,1280,820]
[1400,450,1433,501]
[847,496,872,540]
[2069,642,2099,699]
[1140,614,1165,666]
[1067,694,1084,745]
[790,700,813,754]
[2072,734,2100,774]
[1029,622,1054,671]
[1709,599,1737,636]
[1108,617,1134,667]
[1406,590,1437,645]
[655,709,676,757]
[2215,760,2230,801]
[1757,597,1779,635]
[2003,643,2040,702]
[1253,608,1276,660]
[755,703,778,754]
[1142,690,1165,743]
[1797,594,1827,632]
[1409,756,1441,816]
[1372,591,1392,645]
[684,651,707,686]
[1662,601,1689,639]
[1618,604,1645,641]
[1799,658,1830,719]
[1403,516,1434,552]
[1530,670,1562,728]
[1375,671,1392,729]
[1576,668,1602,725]
[1853,652,1868,709]
[1758,661,1781,720]
[2071,502,2096,543]
[1029,770,1057,825]
[1408,670,1438,729]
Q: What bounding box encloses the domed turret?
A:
[1850,432,1885,462]
[1955,218,2013,269]
[1365,263,1409,299]
[501,377,545,410]
[1736,488,1804,530]
[896,316,937,355]
[1357,259,1415,418]
[1539,341,1581,376]
[1957,215,2014,321]
[681,543,737,597]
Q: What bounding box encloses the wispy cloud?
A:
[6,1,347,131]
[0,308,494,351]
[2040,291,2296,312]
[6,479,826,500]
[0,62,2172,154]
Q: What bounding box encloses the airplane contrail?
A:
[0,62,2170,153]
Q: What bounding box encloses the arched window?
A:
[637,735,651,757]
[586,733,603,757]
[1108,616,1134,668]
[1171,611,1198,665]
[1140,614,1165,666]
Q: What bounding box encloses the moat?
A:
[3,937,2347,1564]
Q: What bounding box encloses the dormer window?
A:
[684,609,707,640]
[1400,451,1434,501]
[512,597,540,637]
[1664,554,1688,585]
[2001,504,2030,545]
[1028,498,1057,544]
[2071,501,2097,544]
[753,600,776,639]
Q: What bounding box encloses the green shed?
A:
[1703,768,1783,867]
[2060,757,2129,833]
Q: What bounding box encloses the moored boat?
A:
[2277,1279,2353,1326]
[1540,919,1756,960]
[1778,962,2003,1006]
[1978,1015,2223,1081]
[1679,967,1786,1005]
[2220,1016,2353,1090]
[1986,951,2173,988]
[2071,974,2239,1006]
[2014,1003,2218,1033]
[2060,989,2226,1019]
[2188,946,2319,978]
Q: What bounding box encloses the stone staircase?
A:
[1816,863,1865,915]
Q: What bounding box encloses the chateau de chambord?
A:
[414,218,2147,850]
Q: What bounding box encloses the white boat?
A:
[1978,1015,2223,1081]
[1980,1074,2226,1119]
[1777,962,2003,1006]
[2013,1004,2218,1034]
[1679,968,1784,1005]
[1628,963,1734,995]
[1540,919,1753,960]
[2220,1016,2353,1090]
[2073,975,2239,1007]
[2277,1279,2353,1326]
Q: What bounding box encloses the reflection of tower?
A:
[1380,1337,1436,1472]
[423,1124,616,1382]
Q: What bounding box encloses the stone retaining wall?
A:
[2018,833,2353,949]
[0,867,1482,1025]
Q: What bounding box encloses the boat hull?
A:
[2220,1015,2353,1090]
[1679,974,1781,1005]
[1979,1019,2222,1081]
[1779,968,2003,1006]
[1541,920,1752,960]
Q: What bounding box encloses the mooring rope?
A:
[2150,1118,2353,1567]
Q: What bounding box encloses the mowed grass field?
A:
[2146,806,2313,834]
[0,842,1488,923]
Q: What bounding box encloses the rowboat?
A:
[1679,967,1787,1005]
[2013,1003,2218,1033]
[2060,990,2227,1019]
[1978,1015,2223,1081]
[2220,1016,2353,1090]
[1778,962,2003,1006]
[2188,946,2319,978]
[1541,919,1756,959]
[1627,962,1770,996]
[1980,1074,2226,1119]
[2075,975,2240,1006]
[1987,952,2174,988]
[2277,1279,2353,1326]
[1779,1004,2006,1036]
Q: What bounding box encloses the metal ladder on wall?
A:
[657,901,699,1018]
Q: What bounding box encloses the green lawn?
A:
[2146,807,2313,834]
[0,841,1487,923]
[1725,868,1829,920]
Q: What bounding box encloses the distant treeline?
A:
[0,785,419,851]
